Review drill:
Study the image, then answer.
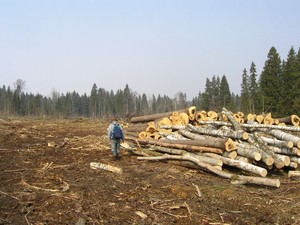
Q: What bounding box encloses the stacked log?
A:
[124,106,300,188]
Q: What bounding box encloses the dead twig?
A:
[150,199,188,218]
[0,190,20,200]
[20,178,69,192]
[25,211,30,225]
[192,183,202,198]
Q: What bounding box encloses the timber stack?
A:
[122,106,300,188]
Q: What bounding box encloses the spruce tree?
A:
[219,75,232,110]
[249,62,259,113]
[240,68,250,113]
[292,47,300,112]
[280,47,298,116]
[259,46,282,115]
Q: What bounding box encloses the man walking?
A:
[107,117,124,160]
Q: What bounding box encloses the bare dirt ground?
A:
[1,117,300,225]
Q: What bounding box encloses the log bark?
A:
[187,124,249,140]
[231,175,280,188]
[268,146,300,156]
[162,131,236,151]
[288,171,300,178]
[289,156,300,165]
[260,136,294,148]
[130,110,185,123]
[204,153,268,177]
[277,115,300,127]
[151,146,186,155]
[268,129,300,148]
[222,151,237,159]
[137,154,224,174]
[135,138,223,154]
[249,133,284,169]
[236,142,266,163]
[126,124,148,133]
[90,162,123,174]
[288,162,298,169]
[159,125,186,130]
[198,121,300,132]
[222,107,244,132]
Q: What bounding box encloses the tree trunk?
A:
[268,146,300,156]
[232,175,280,188]
[161,133,236,151]
[125,124,148,133]
[130,110,184,123]
[260,136,294,148]
[236,142,266,162]
[249,133,284,169]
[222,107,244,132]
[204,153,268,177]
[268,129,300,148]
[277,115,300,127]
[187,124,249,140]
[134,138,223,154]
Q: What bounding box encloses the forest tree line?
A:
[0,46,300,118]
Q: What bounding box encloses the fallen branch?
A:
[21,178,70,192]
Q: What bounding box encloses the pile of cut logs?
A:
[123,107,300,188]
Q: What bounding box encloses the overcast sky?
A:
[1,0,299,100]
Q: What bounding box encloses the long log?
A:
[204,153,268,177]
[159,125,186,130]
[137,154,280,187]
[277,115,300,127]
[126,124,149,132]
[197,120,300,132]
[187,124,249,140]
[249,133,284,169]
[151,146,186,155]
[268,129,300,148]
[260,136,294,148]
[159,135,234,152]
[231,175,280,188]
[134,138,223,154]
[236,142,271,164]
[236,144,261,161]
[268,146,300,156]
[130,110,186,123]
[222,107,244,132]
[289,156,300,165]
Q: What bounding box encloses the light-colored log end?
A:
[242,132,249,140]
[286,141,294,149]
[261,169,268,178]
[254,152,262,161]
[265,157,275,166]
[225,138,237,151]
